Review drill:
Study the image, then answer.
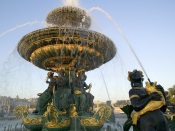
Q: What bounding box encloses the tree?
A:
[168,85,175,103]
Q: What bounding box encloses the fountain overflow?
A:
[88,7,151,82]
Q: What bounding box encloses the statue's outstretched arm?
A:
[130,96,151,112]
[129,89,162,111]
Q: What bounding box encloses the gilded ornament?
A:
[13,106,29,119]
[74,90,82,94]
[69,104,78,118]
[44,103,70,128]
[132,81,165,125]
[80,106,112,126]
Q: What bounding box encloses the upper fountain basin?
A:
[17,27,116,71]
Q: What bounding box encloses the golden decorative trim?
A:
[80,106,112,126]
[76,69,85,73]
[29,44,104,71]
[23,36,102,60]
[69,104,78,118]
[30,44,101,61]
[129,95,140,100]
[45,118,70,128]
[13,106,43,125]
[13,106,29,119]
[18,27,116,68]
[23,117,43,125]
[44,103,70,128]
[74,90,82,95]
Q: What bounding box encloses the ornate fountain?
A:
[15,5,116,131]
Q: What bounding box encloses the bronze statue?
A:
[128,69,169,131]
[45,72,58,95]
[33,72,57,114]
[54,69,71,111]
[71,70,93,113]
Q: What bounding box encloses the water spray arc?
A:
[0,21,45,38]
[100,69,111,101]
[88,7,151,82]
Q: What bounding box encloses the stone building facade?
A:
[0,95,37,116]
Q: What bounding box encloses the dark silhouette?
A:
[128,69,169,131]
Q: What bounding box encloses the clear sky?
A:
[0,0,175,102]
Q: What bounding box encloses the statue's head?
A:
[128,69,144,87]
[47,72,54,77]
[77,69,86,80]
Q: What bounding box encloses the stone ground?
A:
[0,113,133,131]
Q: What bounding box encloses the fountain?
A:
[14,5,117,131]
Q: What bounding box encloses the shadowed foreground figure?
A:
[128,69,169,131]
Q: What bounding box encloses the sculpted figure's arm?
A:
[129,89,162,112]
[156,84,167,112]
[46,76,50,84]
[156,84,166,98]
[83,82,89,90]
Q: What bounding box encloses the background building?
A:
[0,95,37,117]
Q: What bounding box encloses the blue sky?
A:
[0,0,175,102]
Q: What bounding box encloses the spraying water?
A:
[0,20,46,98]
[3,45,17,63]
[0,21,45,38]
[100,69,111,100]
[62,0,79,7]
[88,7,150,81]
